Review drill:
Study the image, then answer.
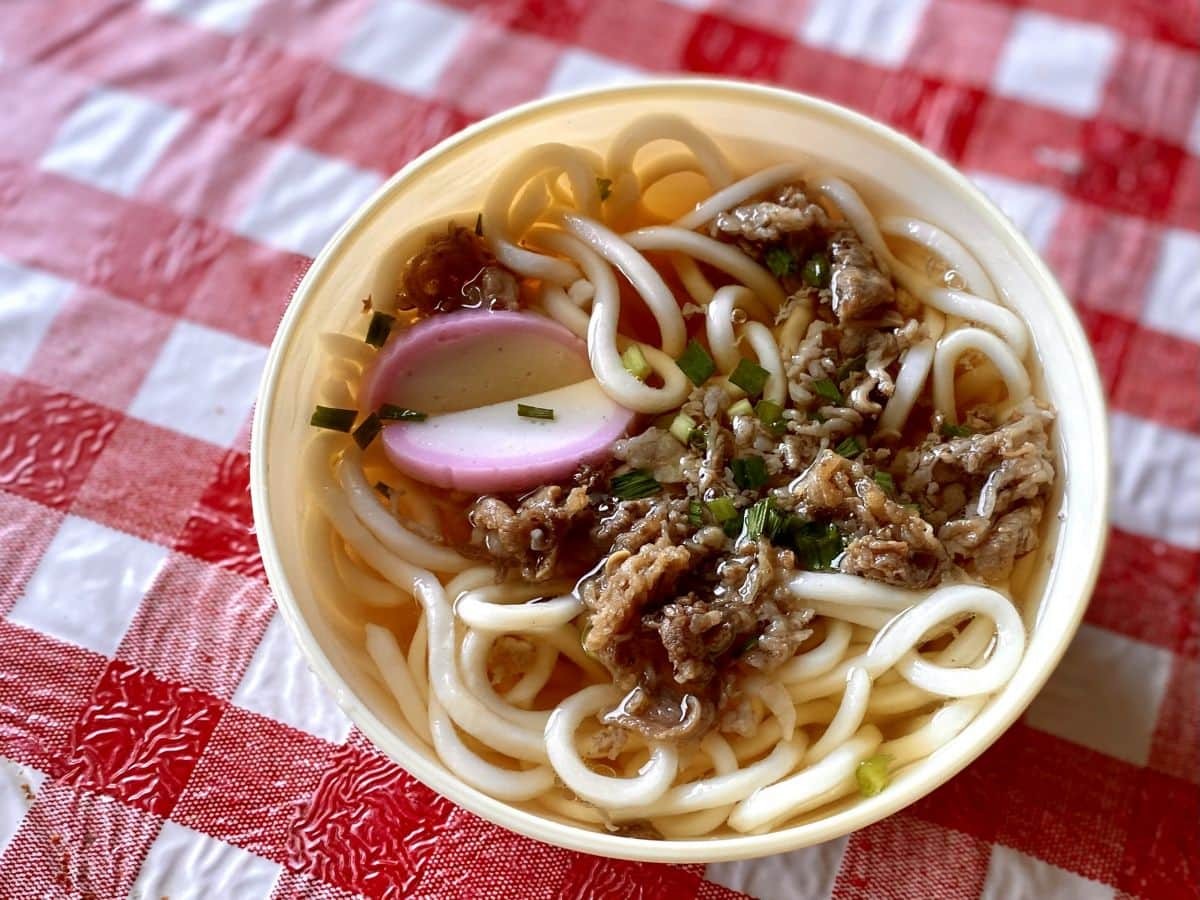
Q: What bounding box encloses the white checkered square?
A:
[39,87,188,197]
[1141,228,1200,343]
[992,11,1118,117]
[144,0,262,33]
[234,143,382,258]
[0,258,72,376]
[544,49,646,96]
[981,845,1112,900]
[339,0,469,95]
[127,319,266,447]
[799,0,931,67]
[1026,624,1172,767]
[232,614,352,744]
[8,516,168,657]
[0,757,46,860]
[968,172,1065,253]
[707,835,847,899]
[1109,413,1200,549]
[130,819,281,899]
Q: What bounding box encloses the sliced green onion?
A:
[764,246,795,278]
[755,399,786,435]
[727,398,754,418]
[873,471,896,495]
[688,426,708,450]
[835,436,864,458]
[596,177,613,201]
[735,633,760,656]
[836,354,867,381]
[940,422,973,438]
[729,358,770,397]
[812,377,843,405]
[517,403,555,420]
[809,410,828,424]
[378,403,428,422]
[352,412,382,449]
[669,412,697,445]
[789,520,843,570]
[676,339,716,386]
[731,455,768,491]
[310,405,357,432]
[744,498,785,540]
[902,502,922,515]
[722,511,745,538]
[364,311,395,348]
[621,344,652,381]
[610,469,661,500]
[706,496,738,524]
[374,481,393,499]
[687,499,705,528]
[802,252,831,288]
[474,212,484,236]
[856,754,892,797]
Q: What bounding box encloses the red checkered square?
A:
[0,781,161,900]
[707,0,811,36]
[0,491,63,617]
[1110,325,1200,434]
[71,416,223,546]
[1085,528,1200,657]
[960,96,1085,190]
[777,44,892,118]
[174,449,264,581]
[437,19,563,118]
[173,705,336,862]
[831,814,991,899]
[1073,121,1186,222]
[682,13,790,80]
[1148,655,1200,785]
[57,660,224,817]
[511,0,589,44]
[0,60,91,165]
[1169,153,1200,232]
[1073,306,1135,395]
[559,855,705,900]
[904,0,1014,86]
[696,878,753,900]
[1099,38,1200,146]
[1116,769,1200,898]
[24,287,175,411]
[0,378,121,512]
[271,869,363,900]
[574,0,700,72]
[286,744,458,899]
[871,73,986,163]
[1043,202,1164,320]
[117,553,274,698]
[0,621,106,771]
[137,116,277,228]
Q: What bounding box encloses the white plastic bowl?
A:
[250,80,1109,863]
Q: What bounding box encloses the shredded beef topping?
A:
[399,223,520,314]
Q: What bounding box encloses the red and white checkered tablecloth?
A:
[0,0,1197,897]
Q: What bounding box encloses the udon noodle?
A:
[304,114,1056,838]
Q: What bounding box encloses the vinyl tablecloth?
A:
[0,1,1198,898]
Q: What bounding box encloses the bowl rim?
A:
[249,77,1110,863]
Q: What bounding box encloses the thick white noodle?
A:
[329,531,410,607]
[365,624,433,744]
[459,629,552,730]
[805,667,870,764]
[407,612,429,705]
[741,322,788,406]
[789,572,929,611]
[606,113,733,210]
[706,285,771,372]
[561,213,687,356]
[672,253,716,306]
[804,600,895,631]
[456,583,584,633]
[880,696,986,767]
[924,288,1029,359]
[933,327,1032,422]
[504,639,558,707]
[757,680,798,741]
[545,685,679,808]
[877,339,934,435]
[728,726,883,833]
[878,216,996,301]
[674,162,808,231]
[778,620,854,684]
[778,298,815,358]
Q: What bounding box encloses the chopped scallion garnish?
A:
[856,754,893,797]
[596,177,613,201]
[764,246,795,279]
[706,496,738,524]
[687,499,705,528]
[517,403,555,420]
[474,212,483,236]
[744,498,786,540]
[621,344,652,381]
[727,398,754,418]
[310,405,357,432]
[836,354,866,381]
[835,436,864,458]
[676,339,716,386]
[729,358,770,397]
[722,511,745,538]
[374,481,392,499]
[755,399,786,435]
[873,471,896,495]
[731,455,769,491]
[364,311,395,348]
[688,426,707,450]
[669,412,697,445]
[352,412,382,449]
[610,469,661,500]
[802,252,831,289]
[940,422,973,438]
[812,377,843,405]
[789,520,843,570]
[378,404,428,422]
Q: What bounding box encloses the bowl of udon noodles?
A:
[250,80,1108,862]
